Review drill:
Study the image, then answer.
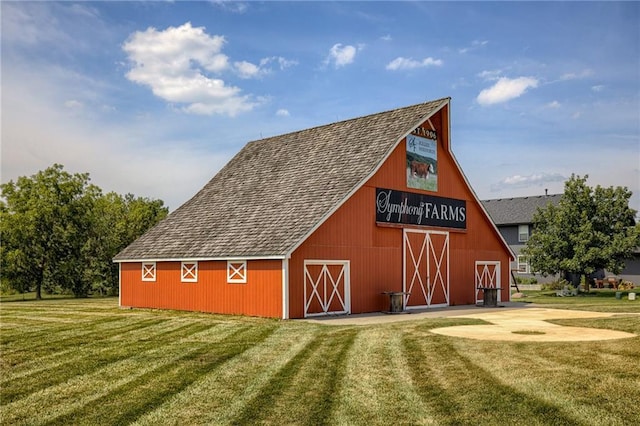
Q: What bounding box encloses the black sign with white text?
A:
[376,188,466,229]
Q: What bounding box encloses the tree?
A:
[84,192,168,295]
[1,164,100,299]
[1,164,168,298]
[522,175,640,291]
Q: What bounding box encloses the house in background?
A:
[482,194,640,285]
[114,97,514,318]
[481,194,562,283]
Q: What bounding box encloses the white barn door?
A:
[475,261,501,304]
[403,229,450,309]
[303,260,350,317]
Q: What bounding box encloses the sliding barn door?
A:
[303,260,350,317]
[403,229,449,309]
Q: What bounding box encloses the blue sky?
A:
[2,1,639,211]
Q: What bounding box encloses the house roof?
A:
[481,194,562,226]
[114,98,450,261]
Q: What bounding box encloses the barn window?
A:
[517,256,530,274]
[518,225,529,242]
[181,261,198,282]
[142,262,156,282]
[227,260,247,284]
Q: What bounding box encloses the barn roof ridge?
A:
[114,97,451,261]
[250,97,452,144]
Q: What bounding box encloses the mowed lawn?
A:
[2,298,640,425]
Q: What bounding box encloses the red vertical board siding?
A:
[289,106,511,318]
[120,259,282,318]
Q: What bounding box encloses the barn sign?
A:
[406,132,438,192]
[375,188,466,229]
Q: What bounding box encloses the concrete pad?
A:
[300,305,638,342]
[431,308,637,342]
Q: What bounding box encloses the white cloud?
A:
[490,173,566,192]
[385,56,443,71]
[477,69,503,81]
[265,56,298,70]
[325,43,361,68]
[560,69,593,80]
[591,85,605,92]
[459,39,488,54]
[1,60,229,210]
[234,61,261,79]
[476,76,539,106]
[276,109,290,117]
[546,100,561,109]
[123,22,257,116]
[211,0,248,13]
[234,56,298,79]
[380,34,392,41]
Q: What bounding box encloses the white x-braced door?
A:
[303,260,350,317]
[475,261,501,304]
[403,229,449,309]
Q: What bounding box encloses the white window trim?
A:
[181,261,198,283]
[517,255,530,274]
[227,260,247,284]
[142,262,156,282]
[518,224,529,242]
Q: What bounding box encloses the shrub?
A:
[542,279,569,291]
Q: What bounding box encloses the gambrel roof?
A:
[481,194,562,226]
[115,98,450,261]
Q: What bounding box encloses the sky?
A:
[2,1,639,212]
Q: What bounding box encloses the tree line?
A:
[1,164,168,298]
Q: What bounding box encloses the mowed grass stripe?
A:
[2,323,258,426]
[133,324,321,425]
[1,298,118,314]
[0,315,132,349]
[3,299,640,425]
[44,324,277,426]
[1,316,203,382]
[230,327,357,426]
[460,334,640,424]
[0,318,164,366]
[1,320,214,404]
[330,326,437,425]
[403,335,582,425]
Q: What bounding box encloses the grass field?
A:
[513,289,640,313]
[2,298,639,425]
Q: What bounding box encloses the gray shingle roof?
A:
[481,194,562,225]
[114,98,449,261]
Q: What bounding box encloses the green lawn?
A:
[2,298,639,425]
[513,289,640,313]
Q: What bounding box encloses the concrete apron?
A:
[301,304,638,342]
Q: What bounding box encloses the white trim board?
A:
[114,255,286,263]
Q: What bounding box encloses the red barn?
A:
[114,98,513,318]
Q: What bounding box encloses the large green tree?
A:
[1,164,99,298]
[85,192,168,295]
[522,175,640,291]
[1,164,168,298]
